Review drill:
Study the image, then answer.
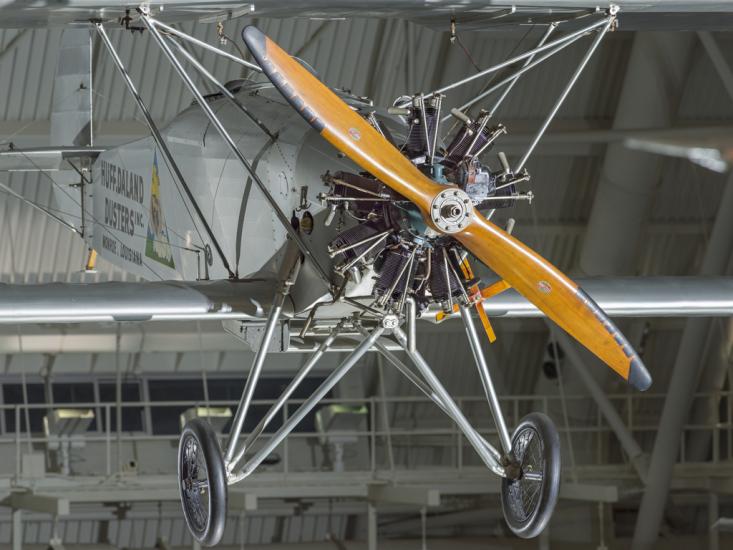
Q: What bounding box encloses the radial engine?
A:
[320,95,533,314]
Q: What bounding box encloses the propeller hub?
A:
[430,189,472,233]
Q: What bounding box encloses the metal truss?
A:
[97,13,332,287]
[408,8,616,175]
[221,254,512,484]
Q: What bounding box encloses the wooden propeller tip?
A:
[241,25,266,58]
[629,356,652,392]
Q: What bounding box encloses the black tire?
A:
[178,419,227,547]
[501,412,561,538]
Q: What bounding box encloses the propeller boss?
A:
[430,188,472,233]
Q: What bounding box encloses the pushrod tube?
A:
[230,326,386,484]
[337,232,391,274]
[514,16,613,173]
[149,18,262,73]
[406,297,417,354]
[166,36,276,140]
[228,323,344,471]
[459,305,512,454]
[95,23,234,278]
[399,15,609,107]
[429,94,443,165]
[329,229,391,258]
[224,293,285,462]
[393,328,506,476]
[141,13,332,288]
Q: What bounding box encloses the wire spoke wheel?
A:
[178,419,227,547]
[501,412,560,538]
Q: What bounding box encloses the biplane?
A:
[2,1,733,546]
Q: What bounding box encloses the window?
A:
[146,376,330,435]
[148,379,205,435]
[53,382,95,404]
[207,376,329,434]
[4,383,46,433]
[0,374,331,437]
[53,382,97,431]
[98,381,144,432]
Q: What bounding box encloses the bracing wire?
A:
[529,194,578,481]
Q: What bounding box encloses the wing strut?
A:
[96,23,235,278]
[139,11,332,289]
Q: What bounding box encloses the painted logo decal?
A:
[538,280,552,294]
[348,127,361,141]
[145,152,176,269]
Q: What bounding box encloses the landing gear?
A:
[178,419,227,547]
[501,412,561,539]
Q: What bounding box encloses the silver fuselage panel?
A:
[90,83,364,282]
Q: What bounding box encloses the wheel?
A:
[178,419,228,546]
[500,412,561,538]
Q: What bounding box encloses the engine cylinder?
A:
[429,250,463,301]
[445,121,494,165]
[405,105,438,157]
[329,221,384,263]
[374,248,411,301]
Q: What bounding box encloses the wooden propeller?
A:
[243,26,651,391]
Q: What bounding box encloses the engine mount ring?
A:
[430,188,472,234]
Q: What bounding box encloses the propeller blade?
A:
[242,26,443,210]
[243,26,651,391]
[455,217,650,390]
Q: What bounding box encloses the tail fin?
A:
[51,28,93,147]
[0,30,96,260]
[46,28,94,237]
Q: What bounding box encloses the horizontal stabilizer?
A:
[0,147,105,172]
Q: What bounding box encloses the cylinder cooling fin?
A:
[374,247,412,301]
[329,221,386,263]
[429,249,463,303]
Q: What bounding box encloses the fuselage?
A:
[90,80,365,281]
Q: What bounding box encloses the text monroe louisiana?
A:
[102,234,143,266]
[100,160,145,236]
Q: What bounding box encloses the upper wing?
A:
[0,147,104,171]
[3,1,733,29]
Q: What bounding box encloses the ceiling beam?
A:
[698,32,733,102]
[368,484,440,507]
